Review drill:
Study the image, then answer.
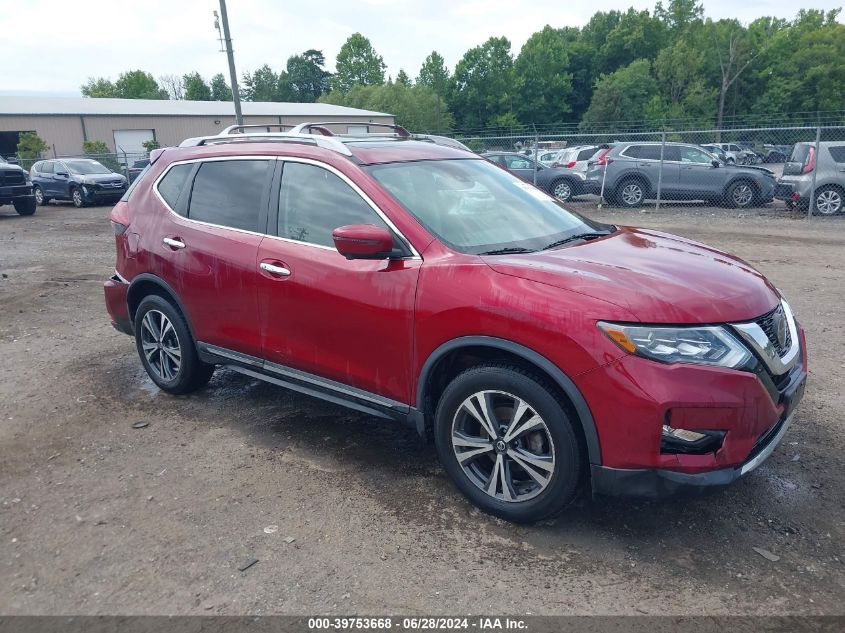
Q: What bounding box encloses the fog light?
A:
[661,425,725,455]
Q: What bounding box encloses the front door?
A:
[256,159,420,405]
[676,146,727,199]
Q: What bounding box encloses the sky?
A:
[3,0,843,96]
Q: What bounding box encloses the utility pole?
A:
[215,0,243,125]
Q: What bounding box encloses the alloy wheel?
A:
[621,183,643,206]
[732,184,754,207]
[451,390,555,503]
[72,189,83,207]
[553,181,572,201]
[140,309,182,382]
[34,187,43,205]
[816,189,842,215]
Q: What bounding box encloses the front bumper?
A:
[82,183,126,202]
[591,371,805,497]
[0,184,35,204]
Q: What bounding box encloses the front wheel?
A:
[70,186,85,208]
[33,186,48,206]
[726,180,757,208]
[434,364,582,523]
[13,198,36,216]
[134,295,215,394]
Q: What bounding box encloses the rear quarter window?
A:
[154,163,194,211]
[827,146,845,163]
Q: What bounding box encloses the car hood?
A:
[484,227,780,323]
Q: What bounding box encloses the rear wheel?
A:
[813,186,844,215]
[13,199,36,216]
[434,364,582,523]
[134,295,214,394]
[550,179,574,202]
[33,186,48,206]
[615,178,646,208]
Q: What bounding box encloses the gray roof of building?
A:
[0,96,391,118]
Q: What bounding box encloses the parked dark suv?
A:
[31,158,127,207]
[0,155,36,215]
[105,124,806,522]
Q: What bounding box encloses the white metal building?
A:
[0,96,395,158]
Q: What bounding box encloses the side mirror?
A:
[332,224,395,260]
[711,160,720,168]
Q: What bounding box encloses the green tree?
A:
[210,73,233,101]
[82,140,120,172]
[321,82,454,133]
[582,59,659,127]
[514,26,573,124]
[599,9,669,74]
[17,132,49,163]
[183,72,212,101]
[280,50,331,102]
[114,70,169,99]
[142,139,161,152]
[654,0,704,32]
[241,65,281,101]
[81,78,118,98]
[332,33,386,93]
[650,38,716,124]
[417,51,450,99]
[450,36,515,129]
[708,19,761,128]
[395,70,412,87]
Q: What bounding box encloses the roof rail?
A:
[220,123,295,134]
[178,132,353,156]
[289,121,411,138]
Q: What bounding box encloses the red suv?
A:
[104,124,807,522]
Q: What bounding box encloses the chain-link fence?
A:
[15,151,149,183]
[455,124,845,217]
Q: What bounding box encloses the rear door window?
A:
[40,161,54,174]
[188,160,271,232]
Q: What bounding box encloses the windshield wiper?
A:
[478,247,537,255]
[541,232,609,251]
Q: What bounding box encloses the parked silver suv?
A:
[585,142,777,208]
[777,142,845,215]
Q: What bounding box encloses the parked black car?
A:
[127,158,150,183]
[481,152,597,201]
[0,155,36,215]
[30,158,127,207]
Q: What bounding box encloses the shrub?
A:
[82,140,121,173]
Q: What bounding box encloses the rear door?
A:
[37,161,56,195]
[150,157,273,358]
[502,154,537,182]
[256,159,421,405]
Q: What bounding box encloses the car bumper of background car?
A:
[104,274,132,335]
[574,329,807,498]
[82,184,126,202]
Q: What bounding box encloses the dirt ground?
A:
[1,199,843,616]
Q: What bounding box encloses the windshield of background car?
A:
[366,158,609,255]
[65,160,111,175]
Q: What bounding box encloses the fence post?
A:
[533,126,539,186]
[655,130,666,211]
[807,124,822,219]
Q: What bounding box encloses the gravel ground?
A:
[0,199,843,616]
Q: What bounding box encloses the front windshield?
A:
[65,160,111,175]
[366,158,611,255]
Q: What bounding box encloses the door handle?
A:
[259,262,291,277]
[162,237,186,249]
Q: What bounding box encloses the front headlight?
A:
[597,322,751,368]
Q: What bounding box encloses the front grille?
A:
[755,304,792,356]
[1,171,25,186]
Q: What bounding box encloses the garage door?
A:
[113,129,155,158]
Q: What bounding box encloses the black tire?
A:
[433,364,582,523]
[614,178,646,208]
[726,158,736,166]
[70,186,85,208]
[33,186,49,206]
[549,178,574,202]
[133,295,214,394]
[725,180,758,209]
[13,198,36,216]
[812,185,844,216]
